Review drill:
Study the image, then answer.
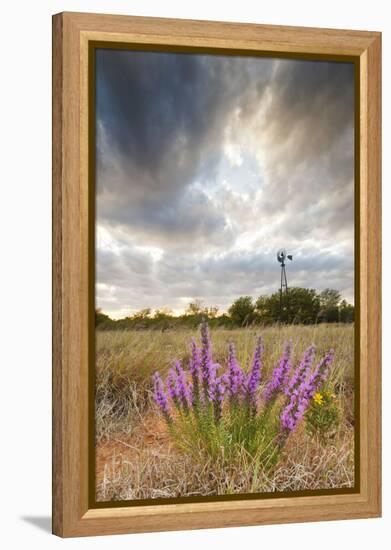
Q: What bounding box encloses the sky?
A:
[95,48,355,319]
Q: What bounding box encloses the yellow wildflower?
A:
[313,392,323,406]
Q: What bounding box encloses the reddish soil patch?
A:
[96,414,171,486]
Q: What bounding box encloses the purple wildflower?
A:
[285,344,316,397]
[280,383,307,435]
[280,349,335,436]
[214,376,226,423]
[189,338,201,405]
[227,342,245,400]
[301,349,335,404]
[174,360,192,412]
[206,362,220,402]
[264,340,292,403]
[280,397,296,432]
[246,336,264,414]
[166,361,193,412]
[152,372,171,422]
[200,322,217,402]
[166,367,180,407]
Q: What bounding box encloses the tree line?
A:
[96,287,354,330]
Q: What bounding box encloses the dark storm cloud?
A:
[95,49,355,316]
[97,50,225,175]
[96,50,274,247]
[253,59,355,233]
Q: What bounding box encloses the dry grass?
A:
[95,324,355,502]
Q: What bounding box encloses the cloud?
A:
[95,49,355,317]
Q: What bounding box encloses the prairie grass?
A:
[95,324,355,501]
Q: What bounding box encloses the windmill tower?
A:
[277,248,293,322]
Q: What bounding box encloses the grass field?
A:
[95,324,355,502]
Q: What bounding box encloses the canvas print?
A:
[94,48,356,503]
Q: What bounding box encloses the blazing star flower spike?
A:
[174,360,193,411]
[152,372,171,421]
[285,344,316,397]
[246,336,264,415]
[227,342,245,399]
[264,340,292,402]
[214,376,226,423]
[189,338,201,405]
[280,348,335,435]
[200,321,217,401]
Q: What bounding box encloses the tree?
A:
[206,306,219,319]
[255,293,280,324]
[319,288,341,309]
[287,287,320,324]
[153,308,174,330]
[228,296,255,326]
[153,307,173,319]
[185,299,204,316]
[255,287,320,324]
[339,300,355,323]
[95,308,113,328]
[318,289,341,322]
[125,308,152,329]
[131,308,151,320]
[255,295,269,316]
[95,287,354,331]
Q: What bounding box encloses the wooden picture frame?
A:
[52,11,381,538]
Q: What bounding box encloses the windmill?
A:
[277,248,293,322]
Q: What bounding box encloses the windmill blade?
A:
[277,248,287,263]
